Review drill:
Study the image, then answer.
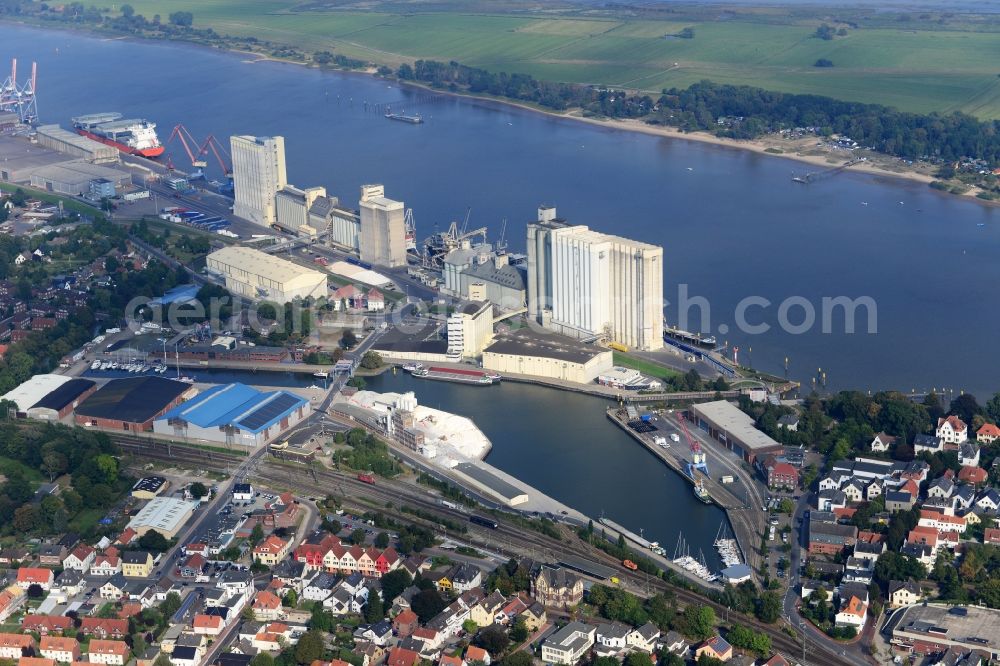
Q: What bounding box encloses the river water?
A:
[4,24,997,396]
[4,23,998,560]
[364,371,730,569]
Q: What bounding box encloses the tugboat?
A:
[693,478,712,504]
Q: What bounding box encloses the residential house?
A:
[21,616,72,636]
[62,545,95,572]
[596,622,630,650]
[959,466,988,486]
[865,479,883,501]
[531,566,583,610]
[954,485,977,511]
[252,591,284,622]
[193,615,225,637]
[937,416,968,445]
[818,473,849,492]
[519,602,546,632]
[888,581,921,608]
[91,553,122,577]
[0,634,34,660]
[392,610,419,639]
[817,489,847,512]
[39,637,79,664]
[541,622,595,665]
[913,434,944,455]
[447,564,482,594]
[959,443,981,467]
[766,461,798,490]
[626,622,661,653]
[977,423,1000,444]
[79,619,129,640]
[121,552,153,578]
[976,489,1000,514]
[835,596,868,629]
[169,647,199,666]
[928,477,955,499]
[253,536,290,567]
[901,543,936,567]
[870,432,896,453]
[353,620,393,647]
[777,414,799,431]
[100,574,128,601]
[661,631,687,655]
[841,479,865,504]
[464,647,489,666]
[302,572,337,603]
[87,640,130,665]
[16,568,54,590]
[468,590,506,628]
[694,636,733,662]
[385,648,420,666]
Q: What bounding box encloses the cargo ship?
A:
[411,365,500,385]
[71,112,165,158]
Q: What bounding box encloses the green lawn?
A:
[612,352,680,382]
[115,1,1000,118]
[68,508,105,536]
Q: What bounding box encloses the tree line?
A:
[394,60,1000,166]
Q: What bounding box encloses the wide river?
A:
[4,24,996,396]
[4,23,998,559]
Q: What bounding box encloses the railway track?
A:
[115,438,851,666]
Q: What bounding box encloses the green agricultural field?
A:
[118,0,1000,118]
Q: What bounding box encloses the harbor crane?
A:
[164,124,206,170]
[198,134,232,177]
[0,58,38,124]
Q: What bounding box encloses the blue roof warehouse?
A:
[152,383,312,447]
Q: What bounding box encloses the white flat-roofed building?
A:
[206,246,327,303]
[231,135,287,227]
[541,621,596,665]
[359,184,406,268]
[596,366,661,391]
[527,206,663,351]
[692,400,784,463]
[127,497,198,539]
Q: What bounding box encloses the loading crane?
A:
[198,134,232,177]
[164,124,206,169]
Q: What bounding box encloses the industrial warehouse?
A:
[481,328,613,384]
[1,374,97,419]
[126,497,199,539]
[205,246,328,303]
[691,400,784,463]
[74,376,195,431]
[153,382,311,447]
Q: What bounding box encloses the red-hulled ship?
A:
[72,112,165,158]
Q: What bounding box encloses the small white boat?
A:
[313,371,329,378]
[90,360,100,370]
[179,376,195,383]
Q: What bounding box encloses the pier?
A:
[606,407,765,583]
